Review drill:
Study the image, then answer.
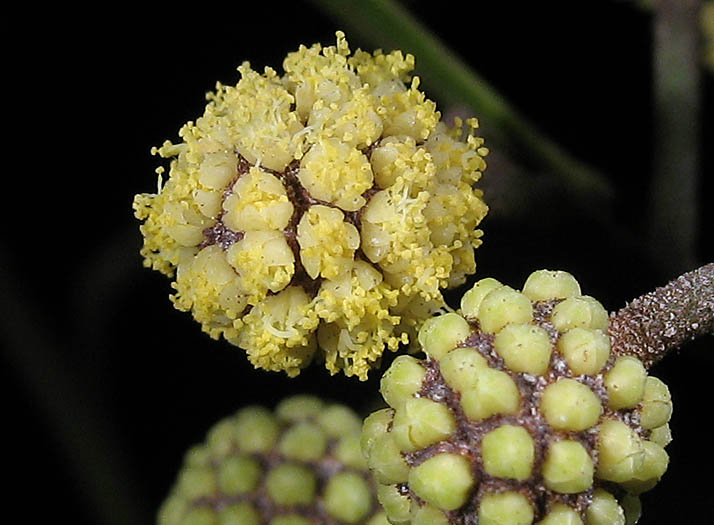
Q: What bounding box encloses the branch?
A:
[609,262,714,368]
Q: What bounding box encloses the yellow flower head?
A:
[133,31,490,379]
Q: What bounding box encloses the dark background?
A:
[3,2,712,524]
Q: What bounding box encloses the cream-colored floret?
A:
[297,205,360,279]
[226,230,295,302]
[237,286,319,377]
[204,63,303,172]
[298,138,373,211]
[172,245,247,340]
[222,166,293,232]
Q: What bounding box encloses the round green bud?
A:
[408,453,475,511]
[557,328,610,375]
[597,419,645,483]
[365,512,392,525]
[604,356,647,410]
[638,376,673,429]
[585,489,625,525]
[620,494,642,525]
[493,323,552,375]
[551,296,608,332]
[181,506,218,525]
[477,286,533,334]
[158,496,187,525]
[324,472,373,523]
[361,408,394,458]
[522,269,581,302]
[460,277,503,319]
[265,463,317,505]
[478,491,534,525]
[461,368,520,421]
[275,395,324,421]
[537,503,583,525]
[269,516,312,525]
[376,483,411,525]
[218,502,261,525]
[318,404,363,437]
[540,378,603,432]
[234,406,280,453]
[648,423,673,448]
[278,421,327,461]
[418,312,471,359]
[621,440,669,494]
[392,397,456,452]
[217,455,262,495]
[335,433,368,470]
[481,424,535,481]
[411,504,450,525]
[178,466,217,499]
[542,439,594,494]
[207,418,237,458]
[380,355,427,409]
[183,444,211,468]
[367,432,410,484]
[439,347,488,393]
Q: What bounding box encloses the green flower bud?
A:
[411,504,450,525]
[409,453,475,511]
[367,432,410,484]
[557,327,610,375]
[418,312,471,360]
[269,516,312,525]
[182,506,218,525]
[605,356,647,410]
[460,278,503,319]
[493,323,552,375]
[380,355,427,409]
[217,455,262,495]
[460,367,520,420]
[477,286,533,334]
[542,440,594,494]
[218,503,261,525]
[392,397,456,452]
[536,503,583,525]
[478,491,534,525]
[638,376,673,429]
[234,406,280,453]
[522,269,581,302]
[265,463,317,505]
[481,425,535,481]
[540,378,602,431]
[585,489,625,525]
[324,472,373,523]
[278,421,327,461]
[376,484,411,525]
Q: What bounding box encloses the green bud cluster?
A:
[362,270,673,524]
[159,395,389,525]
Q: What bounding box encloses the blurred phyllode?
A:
[159,395,388,525]
[133,31,490,379]
[362,269,679,525]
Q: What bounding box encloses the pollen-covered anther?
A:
[133,31,490,378]
[361,269,674,524]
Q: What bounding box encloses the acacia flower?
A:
[360,267,713,524]
[133,31,489,379]
[158,395,388,525]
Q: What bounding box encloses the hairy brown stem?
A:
[609,263,714,368]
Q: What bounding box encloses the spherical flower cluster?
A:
[133,31,489,379]
[361,270,673,524]
[159,395,388,525]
